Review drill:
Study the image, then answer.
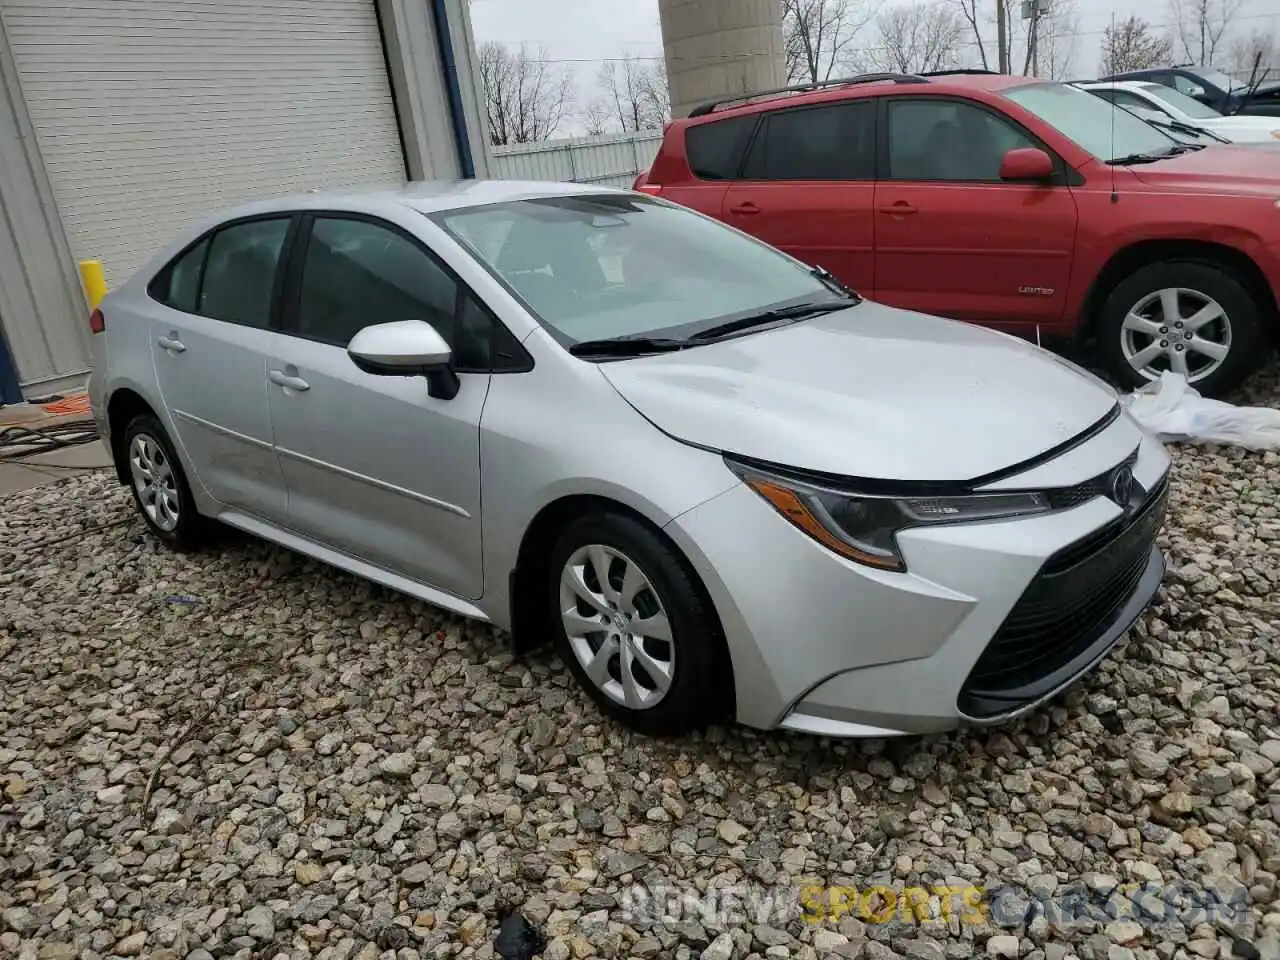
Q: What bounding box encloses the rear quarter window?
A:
[684,114,757,180]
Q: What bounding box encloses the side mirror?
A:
[1185,83,1206,98]
[999,146,1055,182]
[348,320,460,400]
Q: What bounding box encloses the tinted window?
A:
[741,102,874,180]
[294,216,490,369]
[888,100,1035,181]
[198,218,290,328]
[150,238,209,313]
[684,114,756,180]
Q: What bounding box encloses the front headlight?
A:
[727,459,1050,572]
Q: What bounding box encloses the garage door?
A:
[1,0,407,285]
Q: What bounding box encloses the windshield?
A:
[1141,83,1224,119]
[1004,82,1176,161]
[433,194,837,343]
[1195,68,1240,92]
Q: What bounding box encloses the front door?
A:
[722,100,877,295]
[873,97,1079,332]
[267,213,491,600]
[147,216,293,522]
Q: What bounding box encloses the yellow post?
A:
[79,259,108,310]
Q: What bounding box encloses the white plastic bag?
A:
[1122,371,1280,451]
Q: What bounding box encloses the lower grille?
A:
[959,475,1168,717]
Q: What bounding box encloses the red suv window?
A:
[685,114,757,180]
[740,101,875,180]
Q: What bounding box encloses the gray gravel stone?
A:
[2,361,1279,960]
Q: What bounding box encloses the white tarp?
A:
[1123,372,1280,451]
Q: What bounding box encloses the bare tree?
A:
[868,2,965,73]
[478,41,573,146]
[587,58,670,134]
[1226,27,1277,82]
[1036,0,1080,79]
[952,0,993,69]
[1100,16,1173,75]
[1170,0,1242,67]
[782,0,880,83]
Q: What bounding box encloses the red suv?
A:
[636,70,1280,397]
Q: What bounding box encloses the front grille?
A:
[1045,448,1139,511]
[959,474,1168,717]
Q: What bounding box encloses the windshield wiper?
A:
[1148,117,1227,143]
[567,336,691,358]
[1107,145,1189,164]
[689,299,851,342]
[809,265,862,300]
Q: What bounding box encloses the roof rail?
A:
[687,72,928,118]
[915,68,1002,77]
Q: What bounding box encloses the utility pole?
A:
[996,0,1008,72]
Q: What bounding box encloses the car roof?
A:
[207,179,630,221]
[680,71,1039,122]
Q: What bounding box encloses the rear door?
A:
[872,96,1079,331]
[721,100,877,295]
[146,215,294,522]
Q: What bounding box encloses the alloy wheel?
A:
[559,543,675,710]
[1120,286,1231,383]
[129,433,180,532]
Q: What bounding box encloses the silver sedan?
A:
[88,180,1170,737]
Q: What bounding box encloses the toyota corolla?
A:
[88,180,1170,737]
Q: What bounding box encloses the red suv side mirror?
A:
[999,147,1054,182]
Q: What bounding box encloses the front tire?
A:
[123,414,211,551]
[1095,260,1266,397]
[547,512,725,736]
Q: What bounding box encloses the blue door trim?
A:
[0,327,22,405]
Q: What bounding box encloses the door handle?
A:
[269,369,310,392]
[729,201,760,215]
[878,201,918,215]
[157,334,186,353]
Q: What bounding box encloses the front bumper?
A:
[663,412,1171,736]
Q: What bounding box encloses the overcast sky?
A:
[469,0,1280,134]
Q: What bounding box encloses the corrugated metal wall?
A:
[0,12,91,394]
[491,131,663,188]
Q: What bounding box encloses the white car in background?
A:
[1076,80,1280,143]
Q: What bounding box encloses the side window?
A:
[888,100,1036,182]
[684,114,757,180]
[294,216,492,369]
[1172,74,1203,96]
[740,102,874,180]
[198,218,291,328]
[148,237,209,313]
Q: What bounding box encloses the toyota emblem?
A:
[1109,466,1135,506]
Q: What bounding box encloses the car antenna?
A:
[1109,16,1118,205]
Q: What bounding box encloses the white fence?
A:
[490,131,664,189]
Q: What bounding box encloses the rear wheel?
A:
[547,512,725,736]
[1096,260,1266,397]
[124,414,211,551]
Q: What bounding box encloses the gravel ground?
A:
[2,362,1279,960]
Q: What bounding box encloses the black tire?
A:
[1095,260,1267,397]
[122,414,212,551]
[547,512,726,737]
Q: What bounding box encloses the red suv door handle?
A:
[730,201,760,215]
[879,200,918,215]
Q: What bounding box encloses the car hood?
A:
[1129,143,1280,192]
[599,304,1117,482]
[1201,115,1280,138]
